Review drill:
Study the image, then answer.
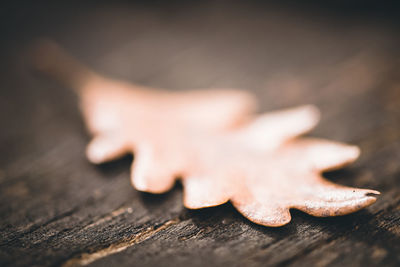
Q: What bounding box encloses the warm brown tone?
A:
[32,40,378,227]
[2,2,399,266]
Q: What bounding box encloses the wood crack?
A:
[82,205,133,230]
[61,218,180,267]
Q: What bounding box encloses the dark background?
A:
[0,1,399,266]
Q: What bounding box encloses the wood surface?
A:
[0,1,399,266]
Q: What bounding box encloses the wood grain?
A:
[0,1,399,266]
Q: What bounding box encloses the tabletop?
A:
[0,1,399,266]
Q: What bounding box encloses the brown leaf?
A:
[181,106,379,226]
[30,40,256,193]
[31,40,379,227]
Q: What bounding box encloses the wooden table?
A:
[1,2,399,266]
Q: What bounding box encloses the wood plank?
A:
[0,1,399,266]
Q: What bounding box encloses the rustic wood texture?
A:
[1,1,399,266]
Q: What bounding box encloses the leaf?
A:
[32,40,379,227]
[31,40,256,193]
[181,106,379,226]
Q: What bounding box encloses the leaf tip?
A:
[300,104,321,126]
[348,145,361,160]
[360,189,380,203]
[86,143,106,164]
[131,167,175,194]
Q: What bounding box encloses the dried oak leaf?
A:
[31,40,256,193]
[180,106,379,226]
[85,101,379,226]
[32,40,379,227]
